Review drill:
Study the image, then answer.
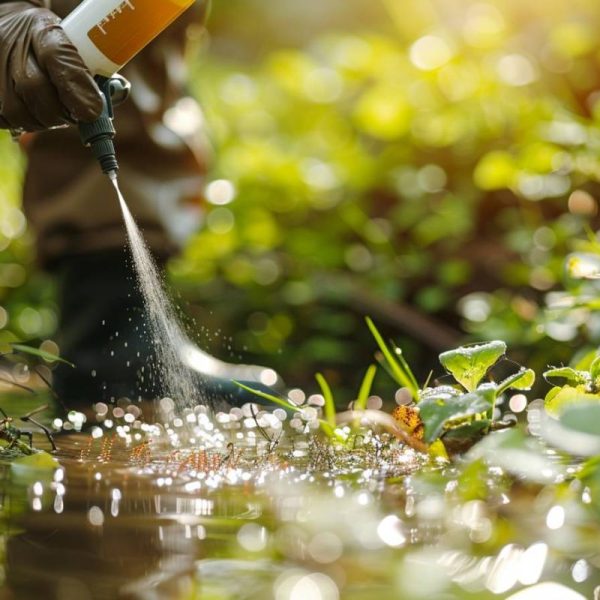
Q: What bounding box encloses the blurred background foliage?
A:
[4,0,600,402]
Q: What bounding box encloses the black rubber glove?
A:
[0,1,103,132]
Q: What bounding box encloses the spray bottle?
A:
[61,0,196,175]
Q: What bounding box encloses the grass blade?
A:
[356,365,377,411]
[366,317,418,399]
[391,341,419,392]
[11,344,74,367]
[232,381,294,411]
[234,381,337,439]
[315,373,336,429]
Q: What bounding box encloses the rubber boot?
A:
[52,249,282,412]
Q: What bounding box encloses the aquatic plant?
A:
[237,318,536,456]
[543,353,600,415]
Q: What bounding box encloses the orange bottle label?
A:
[88,0,192,66]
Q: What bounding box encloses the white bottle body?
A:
[61,0,195,78]
[61,0,124,77]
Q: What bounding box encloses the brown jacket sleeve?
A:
[22,0,211,266]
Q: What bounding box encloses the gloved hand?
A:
[0,1,102,132]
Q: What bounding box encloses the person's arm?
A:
[0,0,102,132]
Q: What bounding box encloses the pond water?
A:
[0,403,598,600]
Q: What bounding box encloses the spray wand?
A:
[59,0,197,174]
[78,75,130,176]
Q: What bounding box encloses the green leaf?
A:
[560,402,600,437]
[356,364,377,411]
[439,341,506,392]
[366,317,418,399]
[497,368,535,395]
[315,373,336,429]
[10,451,59,484]
[427,439,449,460]
[11,344,74,368]
[573,349,598,371]
[540,402,600,457]
[418,386,495,444]
[442,419,491,441]
[590,356,600,389]
[543,367,589,387]
[457,459,490,501]
[544,384,600,416]
[578,457,600,515]
[419,385,462,403]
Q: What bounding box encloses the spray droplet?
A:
[111,174,197,404]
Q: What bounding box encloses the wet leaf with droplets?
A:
[439,341,506,392]
[543,367,589,387]
[497,368,536,394]
[419,386,494,443]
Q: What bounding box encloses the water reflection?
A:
[0,427,598,599]
[2,444,198,599]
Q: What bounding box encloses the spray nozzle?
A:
[78,75,130,176]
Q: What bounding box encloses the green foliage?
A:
[355,364,377,411]
[6,0,600,403]
[579,455,600,515]
[233,381,291,412]
[233,380,339,439]
[9,451,58,474]
[240,319,532,451]
[0,132,57,353]
[544,367,590,387]
[417,340,534,445]
[11,343,73,367]
[365,317,418,398]
[543,356,600,415]
[315,372,336,429]
[545,385,600,416]
[162,0,600,393]
[560,403,600,437]
[418,386,493,444]
[439,341,506,392]
[497,368,536,395]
